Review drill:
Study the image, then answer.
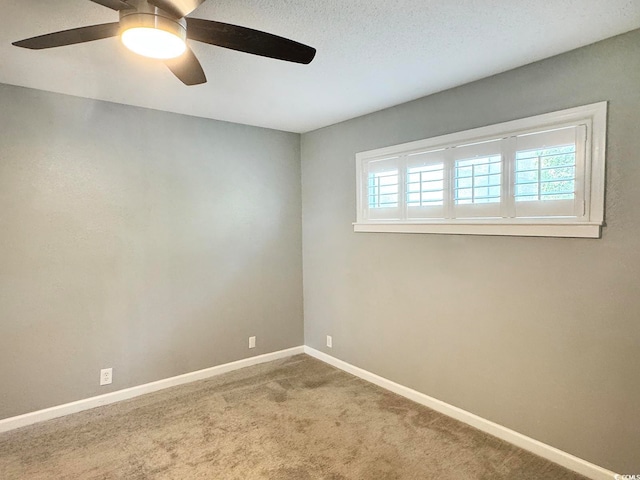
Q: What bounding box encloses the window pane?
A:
[457,188,473,200]
[540,180,575,196]
[475,175,489,187]
[368,171,398,208]
[541,153,575,168]
[540,166,575,182]
[407,163,444,207]
[517,157,538,171]
[407,182,421,193]
[454,155,501,204]
[457,166,473,177]
[456,177,472,189]
[515,144,576,203]
[516,171,538,183]
[515,183,539,196]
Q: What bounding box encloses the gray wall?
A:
[301,30,640,473]
[0,84,303,420]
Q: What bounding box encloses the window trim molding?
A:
[353,222,601,238]
[354,102,607,238]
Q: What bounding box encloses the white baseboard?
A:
[0,344,619,480]
[0,346,304,434]
[304,346,618,480]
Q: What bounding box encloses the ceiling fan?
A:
[12,0,316,86]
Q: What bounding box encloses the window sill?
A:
[352,221,602,238]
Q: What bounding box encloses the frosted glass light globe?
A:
[121,27,186,60]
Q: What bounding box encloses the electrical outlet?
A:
[326,335,332,348]
[249,336,256,349]
[100,368,112,386]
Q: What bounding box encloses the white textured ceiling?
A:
[1,0,639,133]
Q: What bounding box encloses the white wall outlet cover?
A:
[100,368,113,386]
[326,335,332,348]
[249,336,256,349]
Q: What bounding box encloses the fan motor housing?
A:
[119,0,187,42]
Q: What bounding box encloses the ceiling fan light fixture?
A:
[119,12,187,60]
[121,27,185,59]
[12,0,316,86]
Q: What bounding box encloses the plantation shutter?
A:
[513,125,587,218]
[406,149,446,219]
[363,156,401,220]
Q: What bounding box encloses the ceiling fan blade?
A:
[164,46,207,86]
[89,0,132,10]
[12,23,121,50]
[186,18,316,64]
[147,0,206,18]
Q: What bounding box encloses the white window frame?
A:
[354,102,607,238]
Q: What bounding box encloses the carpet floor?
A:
[0,354,589,479]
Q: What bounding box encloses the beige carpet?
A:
[0,354,588,479]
